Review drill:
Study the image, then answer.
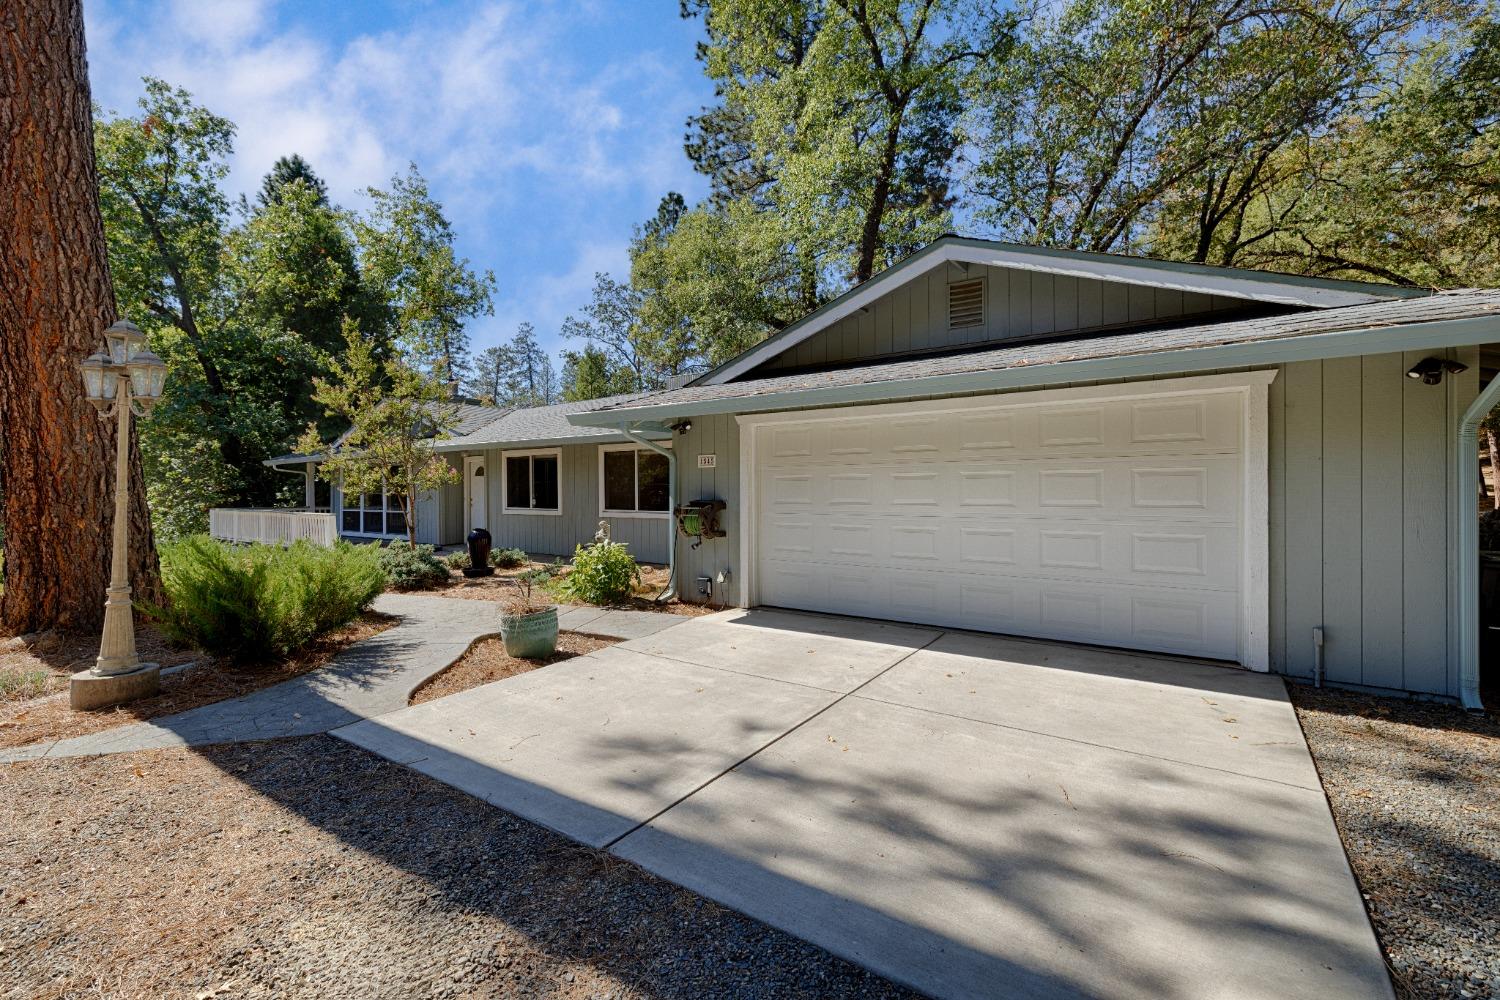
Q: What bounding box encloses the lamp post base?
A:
[70,662,160,711]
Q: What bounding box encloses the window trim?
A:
[500,447,563,516]
[338,483,409,538]
[598,442,673,519]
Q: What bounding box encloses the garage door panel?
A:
[753,388,1246,661]
[760,392,1243,468]
[760,456,1240,521]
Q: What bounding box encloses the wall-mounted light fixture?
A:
[1406,357,1468,386]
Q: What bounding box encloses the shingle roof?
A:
[264,399,507,466]
[436,393,669,450]
[575,289,1500,422]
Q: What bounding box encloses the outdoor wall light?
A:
[1406,357,1468,385]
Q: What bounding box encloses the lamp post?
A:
[70,319,168,711]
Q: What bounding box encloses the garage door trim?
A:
[735,371,1276,670]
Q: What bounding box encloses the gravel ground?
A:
[1292,686,1499,1000]
[2,737,915,1000]
[410,632,618,705]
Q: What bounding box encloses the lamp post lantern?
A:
[69,319,168,711]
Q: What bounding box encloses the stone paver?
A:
[0,595,688,763]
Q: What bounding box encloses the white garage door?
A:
[751,385,1248,661]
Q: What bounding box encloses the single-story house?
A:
[552,235,1500,709]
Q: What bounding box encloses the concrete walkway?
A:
[337,607,1392,1000]
[0,595,684,763]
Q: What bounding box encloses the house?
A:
[545,235,1500,709]
[254,395,671,561]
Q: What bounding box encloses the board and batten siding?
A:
[474,443,670,564]
[668,347,1477,699]
[754,263,1256,375]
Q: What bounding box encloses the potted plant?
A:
[498,567,558,658]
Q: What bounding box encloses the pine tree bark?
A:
[0,0,162,634]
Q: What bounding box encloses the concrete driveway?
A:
[335,608,1391,1000]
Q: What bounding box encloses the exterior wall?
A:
[673,414,741,604]
[472,443,670,564]
[754,263,1255,375]
[438,457,464,545]
[667,347,1480,699]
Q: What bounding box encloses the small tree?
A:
[298,322,458,545]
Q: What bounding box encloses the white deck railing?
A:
[209,508,339,548]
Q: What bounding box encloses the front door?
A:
[465,457,488,534]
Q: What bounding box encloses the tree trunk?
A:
[0,0,162,634]
[1487,426,1500,510]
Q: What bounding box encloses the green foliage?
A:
[149,537,385,662]
[559,344,637,401]
[558,541,640,606]
[298,321,460,544]
[443,549,471,570]
[490,547,528,569]
[258,154,329,208]
[354,164,495,382]
[378,540,450,590]
[468,323,558,406]
[0,669,53,702]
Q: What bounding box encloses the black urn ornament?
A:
[463,527,495,577]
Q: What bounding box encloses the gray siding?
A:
[668,348,1479,699]
[438,458,464,545]
[1267,348,1476,698]
[673,414,741,605]
[474,443,670,564]
[755,263,1252,375]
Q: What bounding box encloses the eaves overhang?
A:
[568,314,1500,426]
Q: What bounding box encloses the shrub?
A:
[1481,508,1500,551]
[149,537,385,662]
[490,546,528,569]
[501,567,554,616]
[557,540,639,605]
[380,540,450,590]
[443,549,471,570]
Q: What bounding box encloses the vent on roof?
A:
[948,278,985,330]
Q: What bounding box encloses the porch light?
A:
[1406,357,1468,386]
[102,318,147,366]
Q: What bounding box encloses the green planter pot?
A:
[499,606,559,659]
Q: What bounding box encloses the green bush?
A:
[558,540,639,605]
[379,540,450,590]
[443,549,471,570]
[149,537,385,662]
[490,547,528,569]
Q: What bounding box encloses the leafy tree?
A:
[1169,14,1500,285]
[562,272,661,391]
[969,0,1434,257]
[258,153,329,208]
[355,164,495,384]
[298,322,459,546]
[560,344,636,401]
[466,324,559,406]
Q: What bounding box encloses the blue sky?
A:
[84,0,714,366]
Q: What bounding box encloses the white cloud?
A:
[84,0,709,362]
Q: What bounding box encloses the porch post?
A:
[305,461,316,509]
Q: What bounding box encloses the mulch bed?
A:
[1,737,915,1000]
[1292,685,1499,1000]
[424,561,720,617]
[0,612,396,750]
[410,632,618,705]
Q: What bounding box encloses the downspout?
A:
[618,423,677,603]
[1456,375,1500,710]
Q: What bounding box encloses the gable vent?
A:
[948,278,985,330]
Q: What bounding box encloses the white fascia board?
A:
[943,243,1393,309]
[432,431,669,453]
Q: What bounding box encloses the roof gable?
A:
[698,236,1429,386]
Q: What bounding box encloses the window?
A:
[599,444,671,517]
[502,449,561,514]
[341,490,407,536]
